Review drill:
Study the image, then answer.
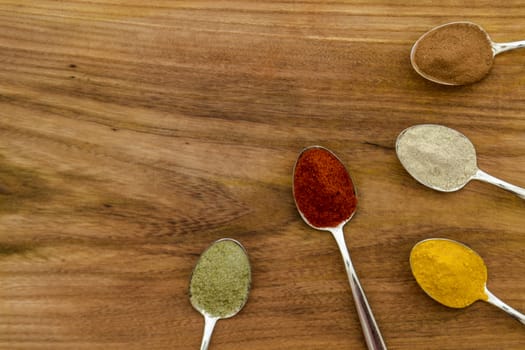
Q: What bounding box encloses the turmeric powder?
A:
[410,239,488,308]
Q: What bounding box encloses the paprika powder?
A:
[293,146,357,228]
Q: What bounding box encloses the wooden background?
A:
[0,1,523,349]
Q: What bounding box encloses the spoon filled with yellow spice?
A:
[411,21,525,85]
[189,238,251,350]
[410,238,524,325]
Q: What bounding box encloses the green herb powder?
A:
[190,240,251,318]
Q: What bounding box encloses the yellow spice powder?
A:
[410,239,488,308]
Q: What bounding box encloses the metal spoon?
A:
[396,124,525,199]
[411,21,525,85]
[410,238,525,324]
[189,238,251,350]
[293,146,387,350]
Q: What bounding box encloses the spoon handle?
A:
[473,169,525,200]
[485,289,525,325]
[330,226,387,350]
[492,40,525,55]
[200,315,218,350]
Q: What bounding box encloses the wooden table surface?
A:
[0,1,524,349]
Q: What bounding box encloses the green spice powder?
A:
[190,240,251,318]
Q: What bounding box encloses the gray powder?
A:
[396,124,478,191]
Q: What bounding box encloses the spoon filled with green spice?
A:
[293,146,387,350]
[396,124,525,199]
[189,238,251,350]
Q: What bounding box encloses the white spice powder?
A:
[396,124,478,191]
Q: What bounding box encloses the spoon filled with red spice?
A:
[411,21,525,85]
[292,146,387,350]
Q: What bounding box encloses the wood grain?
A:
[0,1,524,349]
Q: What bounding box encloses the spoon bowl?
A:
[396,124,525,199]
[411,21,525,85]
[410,238,525,324]
[189,238,251,350]
[293,146,386,350]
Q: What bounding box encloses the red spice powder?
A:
[293,147,357,228]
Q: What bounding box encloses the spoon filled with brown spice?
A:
[411,21,525,85]
[189,238,251,350]
[293,146,387,350]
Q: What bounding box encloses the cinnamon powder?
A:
[412,22,494,85]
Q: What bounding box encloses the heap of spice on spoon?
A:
[293,146,387,350]
[396,124,525,199]
[410,238,525,325]
[411,21,525,85]
[189,238,251,350]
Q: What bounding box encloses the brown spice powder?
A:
[412,22,494,85]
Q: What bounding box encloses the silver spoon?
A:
[396,124,525,199]
[293,146,387,350]
[411,21,525,85]
[189,238,251,350]
[411,238,525,324]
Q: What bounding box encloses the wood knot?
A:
[0,182,12,195]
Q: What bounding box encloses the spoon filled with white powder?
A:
[396,124,525,199]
